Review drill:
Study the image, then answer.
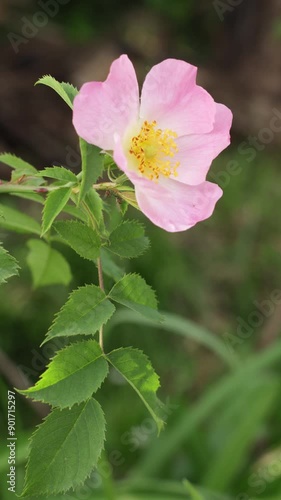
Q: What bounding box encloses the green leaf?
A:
[60,82,79,105]
[130,338,281,480]
[62,203,88,222]
[0,244,19,285]
[54,220,101,261]
[107,347,165,433]
[42,187,72,235]
[43,285,115,344]
[36,76,78,109]
[79,139,103,203]
[21,398,106,496]
[202,377,279,491]
[109,310,238,369]
[101,249,125,282]
[118,199,128,216]
[104,195,123,232]
[0,153,37,175]
[0,203,41,235]
[19,340,108,408]
[0,153,43,185]
[37,166,77,183]
[109,273,162,322]
[118,190,140,210]
[108,220,150,258]
[10,191,87,222]
[12,191,45,204]
[84,189,104,229]
[26,239,72,288]
[183,479,204,500]
[118,479,222,500]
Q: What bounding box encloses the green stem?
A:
[97,257,105,353]
[82,199,105,352]
[92,182,117,191]
[92,181,134,193]
[0,180,132,198]
[0,182,75,194]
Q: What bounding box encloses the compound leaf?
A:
[21,398,106,496]
[43,285,115,344]
[108,220,150,258]
[42,187,72,235]
[19,340,108,408]
[0,203,41,235]
[26,239,72,288]
[107,347,165,434]
[109,273,162,322]
[0,244,19,285]
[37,166,77,183]
[54,220,101,261]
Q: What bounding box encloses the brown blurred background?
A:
[1,0,281,168]
[2,1,281,499]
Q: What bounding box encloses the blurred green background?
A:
[1,0,281,499]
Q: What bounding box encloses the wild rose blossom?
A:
[73,55,232,232]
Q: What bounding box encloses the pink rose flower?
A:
[73,55,232,232]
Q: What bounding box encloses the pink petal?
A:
[133,176,223,232]
[173,103,233,185]
[140,59,216,137]
[113,133,131,174]
[73,55,139,150]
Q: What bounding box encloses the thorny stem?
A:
[97,257,105,353]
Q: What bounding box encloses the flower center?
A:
[129,120,180,180]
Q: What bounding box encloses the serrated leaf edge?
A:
[18,340,109,409]
[109,272,159,309]
[106,346,165,434]
[41,186,72,236]
[0,244,20,284]
[35,76,78,110]
[37,166,77,183]
[0,152,37,172]
[54,220,101,262]
[42,285,116,345]
[107,219,150,259]
[21,398,106,497]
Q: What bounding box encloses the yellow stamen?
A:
[129,120,180,181]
